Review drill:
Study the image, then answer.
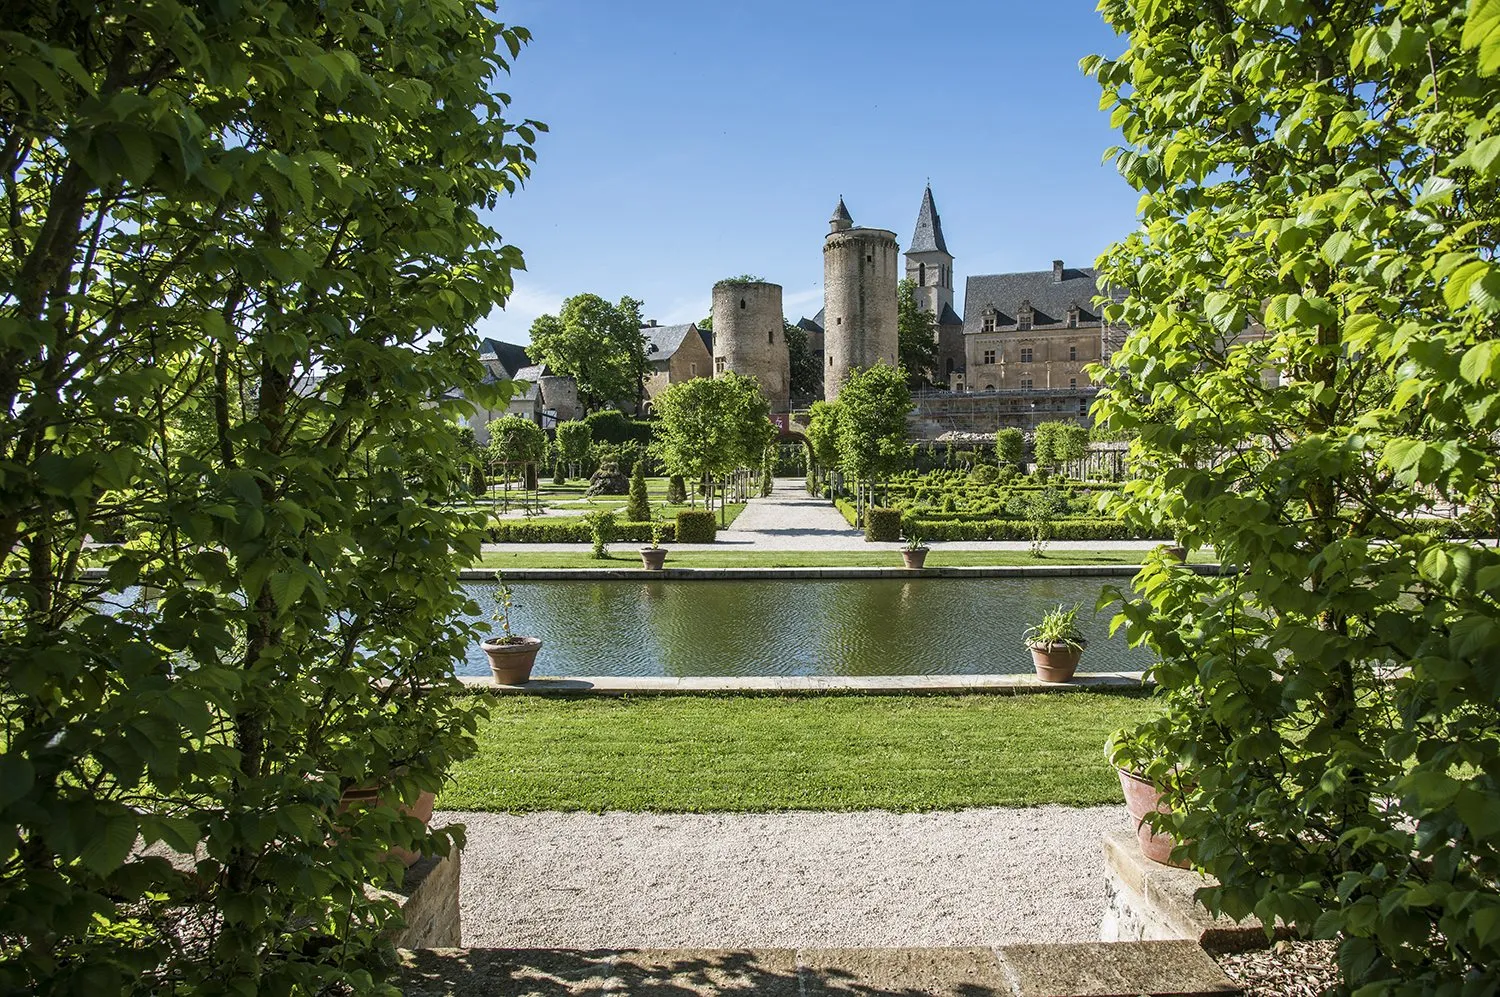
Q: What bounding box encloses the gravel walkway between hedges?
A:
[443,806,1129,949]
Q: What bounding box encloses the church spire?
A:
[908,184,949,255]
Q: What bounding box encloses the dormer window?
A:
[981,306,997,333]
[1067,304,1079,329]
[1018,301,1034,332]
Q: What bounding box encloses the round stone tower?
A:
[822,198,899,401]
[711,278,790,413]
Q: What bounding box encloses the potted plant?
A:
[1023,603,1087,682]
[640,519,669,570]
[1107,731,1192,868]
[479,573,541,684]
[337,775,437,867]
[901,531,930,569]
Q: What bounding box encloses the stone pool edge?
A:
[457,671,1152,696]
[458,565,1220,581]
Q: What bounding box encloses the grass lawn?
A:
[467,477,747,528]
[472,548,1212,569]
[440,692,1159,812]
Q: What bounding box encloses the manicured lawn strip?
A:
[441,692,1160,812]
[473,549,1213,569]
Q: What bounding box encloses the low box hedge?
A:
[864,507,903,542]
[675,510,717,543]
[909,518,1169,542]
[487,519,676,544]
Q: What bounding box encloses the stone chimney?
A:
[647,319,658,327]
[1052,260,1064,282]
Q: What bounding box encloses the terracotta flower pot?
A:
[338,786,437,866]
[1117,767,1191,868]
[901,547,929,569]
[1162,544,1188,562]
[481,635,542,684]
[1028,641,1084,682]
[640,547,668,570]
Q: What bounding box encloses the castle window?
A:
[919,263,926,285]
[982,349,996,365]
[1021,377,1033,389]
[1020,347,1033,363]
[740,299,746,309]
[715,357,726,374]
[690,363,697,376]
[1069,378,1077,388]
[829,356,834,366]
[1067,309,1079,329]
[866,255,873,262]
[1069,345,1077,361]
[1080,399,1088,416]
[982,316,995,333]
[1018,316,1032,332]
[768,329,775,344]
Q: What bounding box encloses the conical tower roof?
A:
[831,197,852,225]
[908,185,949,256]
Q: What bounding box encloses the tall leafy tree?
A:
[897,277,937,388]
[784,320,821,398]
[0,2,539,991]
[555,420,592,480]
[835,363,912,517]
[529,293,646,414]
[1087,0,1500,991]
[994,428,1024,471]
[652,375,770,510]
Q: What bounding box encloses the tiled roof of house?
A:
[908,185,950,256]
[938,302,963,326]
[962,266,1102,330]
[479,338,532,378]
[641,323,699,362]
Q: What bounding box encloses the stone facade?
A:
[640,320,713,411]
[823,199,898,401]
[711,281,790,412]
[959,261,1112,397]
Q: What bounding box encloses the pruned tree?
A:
[1087,0,1500,991]
[652,374,770,518]
[0,2,540,991]
[555,420,592,480]
[834,363,913,519]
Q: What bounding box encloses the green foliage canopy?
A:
[556,420,593,466]
[486,415,547,468]
[528,294,646,414]
[834,363,913,484]
[1087,0,1500,991]
[995,428,1024,470]
[0,1,540,991]
[897,277,938,387]
[651,375,773,504]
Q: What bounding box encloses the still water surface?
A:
[458,577,1152,678]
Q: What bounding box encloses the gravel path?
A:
[443,806,1129,949]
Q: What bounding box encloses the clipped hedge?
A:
[834,498,858,526]
[909,518,1170,542]
[864,507,903,542]
[675,510,717,543]
[487,519,676,544]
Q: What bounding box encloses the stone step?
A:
[397,942,1240,997]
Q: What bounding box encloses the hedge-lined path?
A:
[478,478,1174,554]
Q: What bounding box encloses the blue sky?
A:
[479,1,1137,345]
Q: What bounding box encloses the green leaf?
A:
[1459,342,1500,383]
[1463,0,1500,75]
[0,755,35,808]
[80,813,139,876]
[1454,134,1500,177]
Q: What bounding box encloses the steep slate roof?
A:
[908,186,950,256]
[830,198,852,225]
[698,327,714,354]
[479,338,532,378]
[962,267,1102,330]
[641,323,699,362]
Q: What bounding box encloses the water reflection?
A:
[457,578,1149,679]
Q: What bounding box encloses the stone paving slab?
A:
[457,672,1150,695]
[398,945,1241,997]
[996,940,1239,996]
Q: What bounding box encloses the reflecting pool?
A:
[458,577,1152,678]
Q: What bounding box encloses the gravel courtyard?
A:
[442,806,1130,949]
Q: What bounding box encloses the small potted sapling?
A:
[640,518,669,570]
[480,572,541,684]
[901,530,930,569]
[1023,603,1087,682]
